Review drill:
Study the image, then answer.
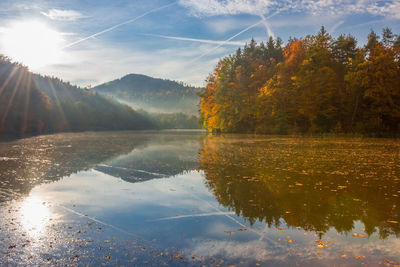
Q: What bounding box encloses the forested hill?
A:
[0,56,51,137]
[200,27,400,136]
[0,56,155,139]
[92,74,202,115]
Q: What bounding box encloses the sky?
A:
[0,0,399,87]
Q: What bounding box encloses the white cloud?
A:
[367,1,400,20]
[41,9,87,21]
[178,0,400,18]
[178,0,281,16]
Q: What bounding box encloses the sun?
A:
[1,20,64,68]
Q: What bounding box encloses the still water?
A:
[0,131,399,266]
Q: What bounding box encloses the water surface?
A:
[0,132,399,266]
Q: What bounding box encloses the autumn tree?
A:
[200,27,400,135]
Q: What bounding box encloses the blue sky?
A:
[0,0,399,87]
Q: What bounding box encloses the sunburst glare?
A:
[2,20,64,68]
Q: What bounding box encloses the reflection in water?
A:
[95,135,200,182]
[1,132,400,266]
[20,196,50,238]
[0,131,202,202]
[200,136,400,239]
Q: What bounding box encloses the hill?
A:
[0,56,155,139]
[91,74,202,115]
[0,56,52,137]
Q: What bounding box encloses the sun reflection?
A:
[20,196,50,238]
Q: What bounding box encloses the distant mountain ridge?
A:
[92,73,202,115]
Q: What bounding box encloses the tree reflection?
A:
[200,136,400,239]
[0,132,202,202]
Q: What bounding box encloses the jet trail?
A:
[189,9,283,64]
[143,33,245,46]
[188,19,264,64]
[63,1,177,49]
[259,13,274,38]
[329,20,344,33]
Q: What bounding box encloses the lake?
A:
[0,131,399,266]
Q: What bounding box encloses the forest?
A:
[199,27,400,135]
[0,56,155,138]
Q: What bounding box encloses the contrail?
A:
[258,8,288,38]
[259,14,274,38]
[143,33,246,46]
[328,20,344,33]
[63,1,177,49]
[189,9,283,64]
[188,20,264,64]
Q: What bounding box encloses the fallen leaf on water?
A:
[287,239,295,243]
[277,227,286,231]
[224,231,234,234]
[237,228,248,231]
[341,254,348,258]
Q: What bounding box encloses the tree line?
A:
[199,27,400,135]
